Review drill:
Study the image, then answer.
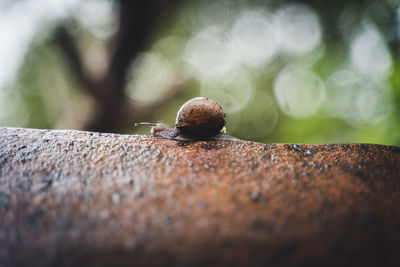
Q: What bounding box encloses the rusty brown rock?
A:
[0,127,399,266]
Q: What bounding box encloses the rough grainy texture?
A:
[0,127,400,267]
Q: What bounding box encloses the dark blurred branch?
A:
[54,25,97,97]
[53,0,182,133]
[105,1,155,99]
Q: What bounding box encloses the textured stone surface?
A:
[0,127,400,266]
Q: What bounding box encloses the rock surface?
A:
[0,127,400,266]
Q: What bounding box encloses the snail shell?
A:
[135,97,235,141]
[175,97,226,139]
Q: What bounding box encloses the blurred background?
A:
[0,0,399,145]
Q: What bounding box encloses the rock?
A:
[0,127,399,266]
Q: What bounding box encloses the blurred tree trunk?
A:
[54,0,399,133]
[55,0,182,133]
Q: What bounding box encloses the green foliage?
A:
[1,0,399,146]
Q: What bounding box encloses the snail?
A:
[135,97,236,141]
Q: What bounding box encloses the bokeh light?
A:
[127,52,176,103]
[325,69,392,125]
[229,10,277,67]
[274,67,326,118]
[200,69,254,113]
[185,26,236,79]
[0,0,399,145]
[273,4,322,55]
[350,26,392,79]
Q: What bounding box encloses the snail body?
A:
[135,97,235,141]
